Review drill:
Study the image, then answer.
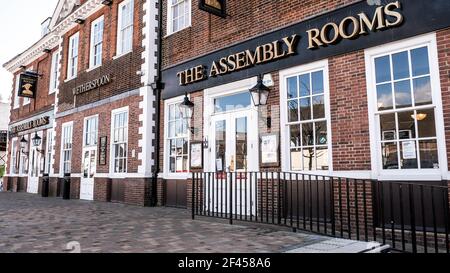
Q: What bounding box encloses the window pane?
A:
[419,140,439,169]
[397,111,416,139]
[382,142,398,169]
[299,74,310,97]
[214,92,251,113]
[392,51,410,80]
[287,76,298,99]
[303,148,316,171]
[312,71,324,95]
[377,83,393,110]
[375,56,391,83]
[215,120,226,172]
[380,113,396,141]
[416,108,436,138]
[312,95,325,119]
[300,98,311,120]
[290,125,300,147]
[394,80,412,108]
[316,147,329,170]
[411,47,430,77]
[315,121,327,145]
[288,100,299,122]
[400,140,418,169]
[291,149,302,171]
[235,117,247,170]
[302,123,314,146]
[413,76,432,106]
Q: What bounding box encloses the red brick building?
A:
[159,0,450,224]
[3,0,159,205]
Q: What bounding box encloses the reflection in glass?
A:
[287,76,298,99]
[299,74,310,97]
[419,140,439,169]
[380,113,396,140]
[290,125,301,147]
[300,98,311,120]
[303,148,316,171]
[413,76,432,106]
[316,147,329,170]
[302,123,314,146]
[315,121,327,145]
[90,151,96,178]
[83,151,89,178]
[312,71,324,95]
[312,95,325,119]
[288,100,299,122]
[416,108,436,138]
[215,120,226,172]
[291,149,302,171]
[392,51,410,80]
[397,111,415,139]
[214,92,251,113]
[411,47,430,77]
[377,83,393,110]
[375,56,391,83]
[394,80,412,108]
[382,142,398,169]
[235,117,247,170]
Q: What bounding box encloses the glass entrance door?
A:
[208,108,258,216]
[27,146,40,194]
[80,147,96,200]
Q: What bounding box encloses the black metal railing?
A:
[192,172,450,253]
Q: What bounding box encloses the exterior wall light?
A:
[102,0,113,5]
[250,74,270,107]
[20,136,29,155]
[75,18,85,25]
[179,93,194,119]
[32,132,45,154]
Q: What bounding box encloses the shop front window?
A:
[373,45,439,170]
[167,102,189,173]
[286,68,329,171]
[111,109,128,174]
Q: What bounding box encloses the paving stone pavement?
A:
[0,192,332,253]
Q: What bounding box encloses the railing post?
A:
[408,184,417,253]
[192,172,195,220]
[229,172,233,225]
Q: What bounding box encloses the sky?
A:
[0,0,59,103]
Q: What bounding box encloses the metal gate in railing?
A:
[192,172,450,253]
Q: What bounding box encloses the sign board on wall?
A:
[99,136,108,165]
[18,73,38,98]
[10,116,50,134]
[162,0,450,99]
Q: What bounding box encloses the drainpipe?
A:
[150,0,165,206]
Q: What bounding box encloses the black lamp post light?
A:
[179,93,196,134]
[20,136,29,155]
[250,74,270,107]
[31,132,46,154]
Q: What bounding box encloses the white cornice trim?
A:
[3,0,104,73]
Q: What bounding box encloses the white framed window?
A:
[83,115,98,147]
[49,51,60,93]
[45,130,53,174]
[116,0,134,56]
[111,107,128,174]
[89,16,104,68]
[280,60,332,173]
[167,0,191,35]
[13,75,20,109]
[61,122,73,174]
[10,138,18,175]
[19,135,29,175]
[67,32,79,79]
[365,33,448,180]
[164,97,190,176]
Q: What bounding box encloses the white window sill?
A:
[113,51,132,60]
[86,65,102,73]
[49,89,57,95]
[165,25,191,38]
[377,171,444,181]
[163,172,191,180]
[65,76,77,83]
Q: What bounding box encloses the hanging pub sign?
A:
[199,0,226,18]
[18,72,38,98]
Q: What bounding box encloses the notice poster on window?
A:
[190,142,203,169]
[261,133,279,166]
[402,141,417,159]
